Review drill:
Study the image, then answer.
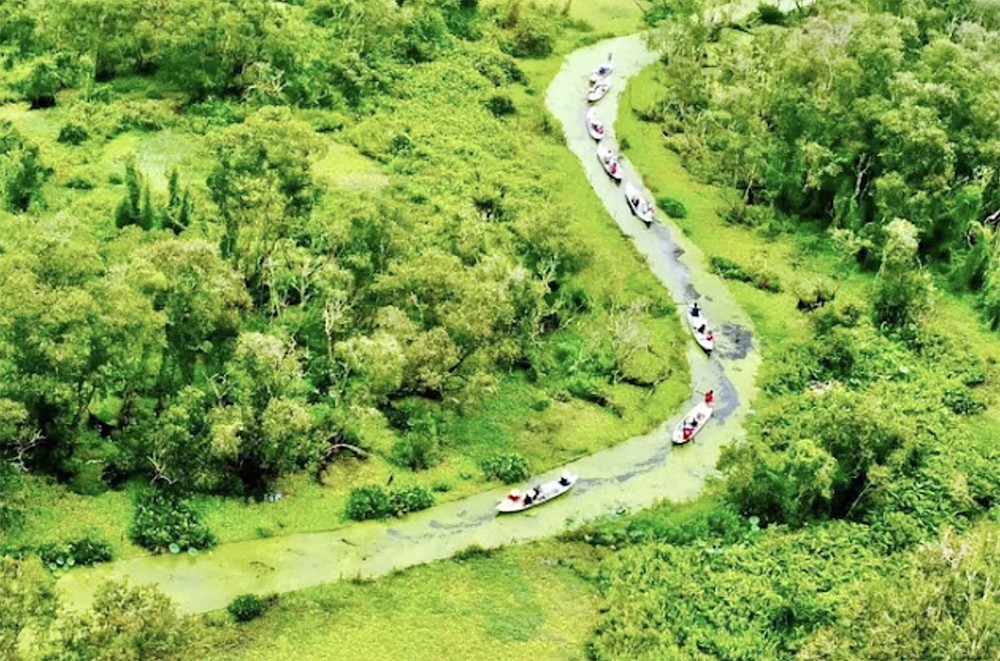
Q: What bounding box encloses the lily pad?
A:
[168,543,181,554]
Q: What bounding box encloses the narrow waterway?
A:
[57,33,760,616]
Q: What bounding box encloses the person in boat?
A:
[682,423,694,442]
[705,390,714,405]
[691,302,700,317]
[523,490,534,506]
[697,323,707,334]
[558,471,572,487]
[631,195,640,207]
[610,162,618,175]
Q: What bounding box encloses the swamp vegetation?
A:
[3,0,1000,659]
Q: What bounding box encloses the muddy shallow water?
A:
[57,33,761,615]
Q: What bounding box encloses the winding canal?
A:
[57,31,763,615]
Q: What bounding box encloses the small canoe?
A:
[586,109,605,141]
[496,471,578,513]
[672,401,714,445]
[597,145,623,181]
[587,78,612,102]
[624,182,655,225]
[589,54,614,84]
[687,305,715,352]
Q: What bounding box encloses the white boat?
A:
[672,399,714,445]
[624,182,655,225]
[597,144,623,181]
[586,109,605,141]
[496,471,578,513]
[587,78,612,102]
[686,304,716,352]
[589,53,614,83]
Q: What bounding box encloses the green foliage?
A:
[344,485,394,521]
[800,525,1000,660]
[50,580,198,661]
[484,94,516,117]
[392,432,441,471]
[874,219,933,332]
[0,122,47,212]
[227,594,270,623]
[390,485,435,516]
[709,255,782,293]
[36,536,113,571]
[480,452,531,484]
[344,484,435,521]
[587,523,879,660]
[655,196,687,219]
[56,123,89,145]
[0,556,56,661]
[649,0,1000,268]
[114,163,156,230]
[129,491,217,553]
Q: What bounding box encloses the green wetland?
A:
[3,1,1000,660]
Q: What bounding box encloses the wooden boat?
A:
[587,78,612,102]
[496,471,578,513]
[672,400,714,445]
[686,304,715,352]
[624,182,655,225]
[586,109,605,141]
[589,53,614,84]
[597,144,623,181]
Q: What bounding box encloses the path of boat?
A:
[56,6,795,612]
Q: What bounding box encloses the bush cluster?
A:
[480,452,531,484]
[37,536,113,571]
[227,594,270,623]
[656,196,688,219]
[129,491,217,553]
[710,255,782,293]
[344,484,436,521]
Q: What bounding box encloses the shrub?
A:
[57,123,89,145]
[710,256,782,293]
[228,594,270,623]
[755,3,788,25]
[484,94,516,117]
[37,536,113,571]
[481,452,531,484]
[656,196,688,219]
[129,491,217,553]
[0,122,48,212]
[454,544,497,561]
[391,432,440,471]
[344,485,393,521]
[390,485,435,516]
[943,387,986,415]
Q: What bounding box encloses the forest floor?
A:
[5,0,694,560]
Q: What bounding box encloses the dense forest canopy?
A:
[646,0,1000,325]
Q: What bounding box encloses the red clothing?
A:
[705,391,714,405]
[682,426,693,441]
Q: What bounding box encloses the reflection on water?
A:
[58,34,761,616]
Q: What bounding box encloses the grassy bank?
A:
[200,542,602,661]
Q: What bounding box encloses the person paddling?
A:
[705,390,714,406]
